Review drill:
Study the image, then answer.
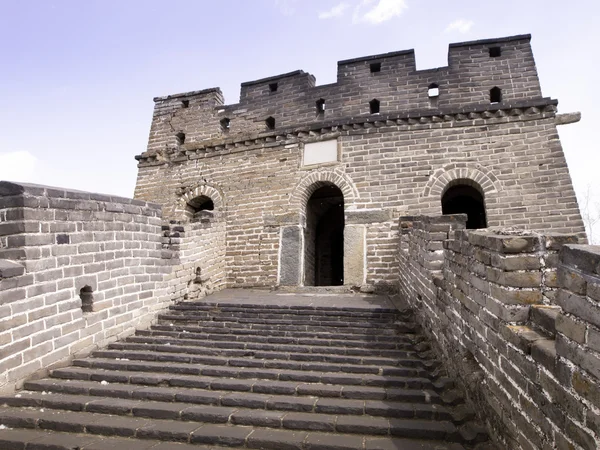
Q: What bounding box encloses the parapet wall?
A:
[142,34,543,155]
[0,182,223,392]
[398,215,600,449]
[162,213,227,302]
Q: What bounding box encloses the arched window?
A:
[185,195,215,222]
[441,182,487,229]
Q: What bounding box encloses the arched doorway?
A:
[304,184,344,286]
[442,182,487,229]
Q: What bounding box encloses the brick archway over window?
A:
[422,163,498,199]
[175,183,225,221]
[289,169,359,218]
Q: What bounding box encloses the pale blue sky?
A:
[1,0,598,235]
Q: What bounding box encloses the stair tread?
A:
[2,388,453,419]
[0,426,467,450]
[125,335,416,356]
[0,404,462,440]
[67,359,438,388]
[99,343,426,369]
[140,327,413,345]
[25,377,444,405]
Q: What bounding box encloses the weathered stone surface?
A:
[555,112,581,125]
[280,226,302,286]
[344,225,365,287]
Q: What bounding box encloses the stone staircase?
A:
[0,293,492,449]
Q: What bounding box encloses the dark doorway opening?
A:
[442,183,487,229]
[305,184,344,286]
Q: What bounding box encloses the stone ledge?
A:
[0,181,161,211]
[0,259,25,278]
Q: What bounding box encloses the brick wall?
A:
[0,181,222,392]
[142,35,541,149]
[398,215,600,449]
[135,107,584,291]
[161,212,227,301]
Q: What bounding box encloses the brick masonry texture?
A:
[134,34,585,292]
[0,32,599,449]
[397,214,600,449]
[0,182,179,392]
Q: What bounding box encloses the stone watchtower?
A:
[134,34,585,293]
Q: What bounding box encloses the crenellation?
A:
[0,32,598,450]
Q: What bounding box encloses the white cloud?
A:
[319,2,350,19]
[353,0,407,25]
[0,151,38,182]
[274,0,299,16]
[445,19,474,34]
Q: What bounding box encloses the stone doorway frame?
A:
[278,169,364,287]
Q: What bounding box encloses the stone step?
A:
[174,301,401,316]
[83,350,436,377]
[125,335,417,357]
[0,428,227,450]
[0,295,490,449]
[107,341,425,367]
[143,325,414,344]
[0,424,470,450]
[0,405,480,444]
[0,391,466,423]
[25,377,447,405]
[156,315,401,334]
[51,365,454,392]
[169,305,403,322]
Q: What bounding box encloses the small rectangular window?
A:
[489,47,501,57]
[269,83,278,92]
[370,62,381,73]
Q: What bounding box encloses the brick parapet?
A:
[398,216,600,449]
[161,217,227,302]
[0,181,220,393]
[144,35,541,156]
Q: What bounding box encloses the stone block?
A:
[0,260,25,278]
[556,289,600,329]
[558,266,587,295]
[560,245,600,276]
[486,266,542,288]
[491,253,542,271]
[555,313,586,344]
[572,369,600,410]
[489,284,541,305]
[345,209,391,224]
[556,334,600,381]
[344,225,365,286]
